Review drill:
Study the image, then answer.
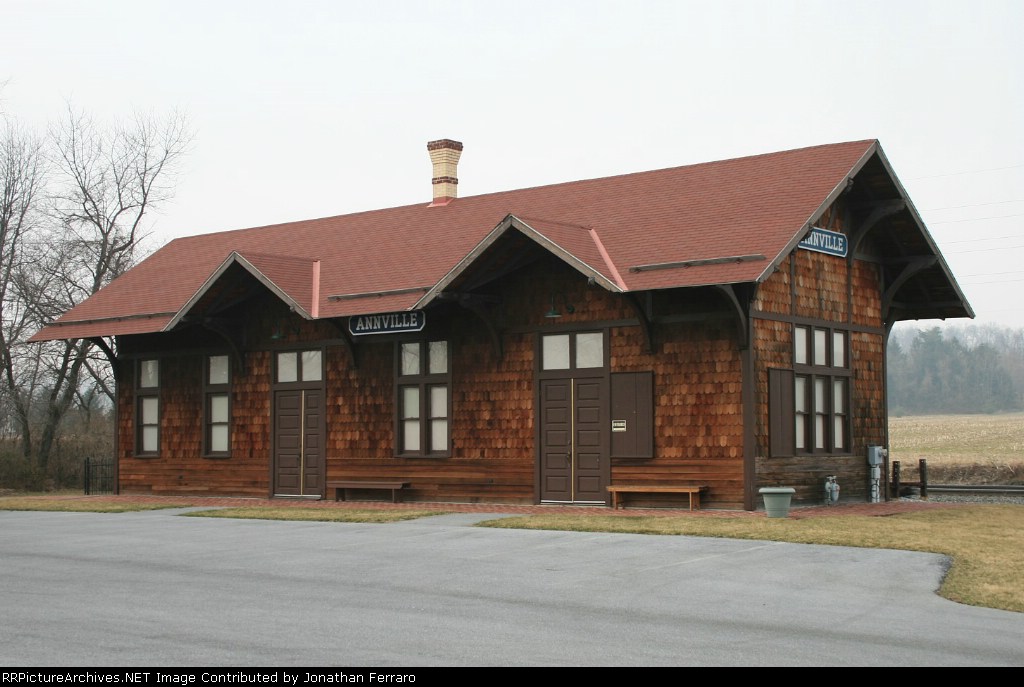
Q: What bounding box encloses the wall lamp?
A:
[269,318,302,341]
[545,293,575,319]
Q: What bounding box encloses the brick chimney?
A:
[427,139,463,206]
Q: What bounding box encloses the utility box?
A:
[866,445,886,466]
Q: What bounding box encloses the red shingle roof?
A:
[30,139,884,342]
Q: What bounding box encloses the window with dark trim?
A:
[275,350,323,384]
[135,359,160,456]
[395,340,450,457]
[770,325,851,456]
[204,354,231,457]
[539,331,606,372]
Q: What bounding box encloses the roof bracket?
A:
[449,293,503,361]
[714,284,752,350]
[324,319,359,367]
[622,293,654,354]
[199,318,247,377]
[882,256,939,322]
[847,199,906,261]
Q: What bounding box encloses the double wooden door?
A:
[539,376,608,503]
[273,388,324,497]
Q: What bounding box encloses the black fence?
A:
[83,457,115,495]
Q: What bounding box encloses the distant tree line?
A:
[887,323,1024,415]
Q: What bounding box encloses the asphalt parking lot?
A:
[2,507,1022,667]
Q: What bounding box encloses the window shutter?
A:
[769,368,795,457]
[611,371,654,458]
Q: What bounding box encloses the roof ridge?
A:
[164,139,879,243]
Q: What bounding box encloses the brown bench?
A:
[327,480,411,503]
[607,484,709,511]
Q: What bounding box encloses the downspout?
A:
[883,318,895,501]
[741,307,756,511]
[113,360,120,494]
[714,285,756,511]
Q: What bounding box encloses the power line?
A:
[961,277,1024,285]
[958,270,1024,278]
[929,213,1024,224]
[922,199,1024,212]
[947,245,1024,255]
[941,235,1020,245]
[907,163,1024,181]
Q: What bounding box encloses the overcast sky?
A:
[3,0,1022,332]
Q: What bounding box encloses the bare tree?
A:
[0,120,47,460]
[4,105,192,471]
[46,106,191,303]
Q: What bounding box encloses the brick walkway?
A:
[15,493,965,519]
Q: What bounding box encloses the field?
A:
[888,413,1024,484]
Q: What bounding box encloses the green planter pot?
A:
[759,487,796,518]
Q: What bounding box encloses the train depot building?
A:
[30,139,972,510]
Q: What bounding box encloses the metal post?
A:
[892,460,901,498]
[920,458,928,501]
[84,457,91,495]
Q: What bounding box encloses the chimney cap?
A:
[427,139,464,151]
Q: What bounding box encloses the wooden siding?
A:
[324,261,747,508]
[851,258,884,328]
[115,227,888,509]
[116,257,752,507]
[610,320,745,509]
[118,351,272,497]
[794,249,850,321]
[751,209,888,504]
[753,254,793,317]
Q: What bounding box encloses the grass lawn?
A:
[0,496,450,523]
[477,504,1024,614]
[182,507,451,523]
[0,496,191,513]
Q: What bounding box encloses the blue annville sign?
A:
[799,227,848,258]
[348,310,426,336]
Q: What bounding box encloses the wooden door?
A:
[539,377,608,503]
[273,388,324,497]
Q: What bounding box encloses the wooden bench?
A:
[327,480,411,503]
[607,484,709,511]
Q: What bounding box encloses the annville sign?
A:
[798,227,848,258]
[348,310,426,336]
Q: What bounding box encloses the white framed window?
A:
[276,349,322,384]
[540,331,606,372]
[205,355,231,457]
[136,359,160,456]
[791,325,851,454]
[396,340,450,457]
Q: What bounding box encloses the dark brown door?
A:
[540,377,608,503]
[273,388,324,497]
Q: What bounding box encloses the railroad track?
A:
[925,484,1024,497]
